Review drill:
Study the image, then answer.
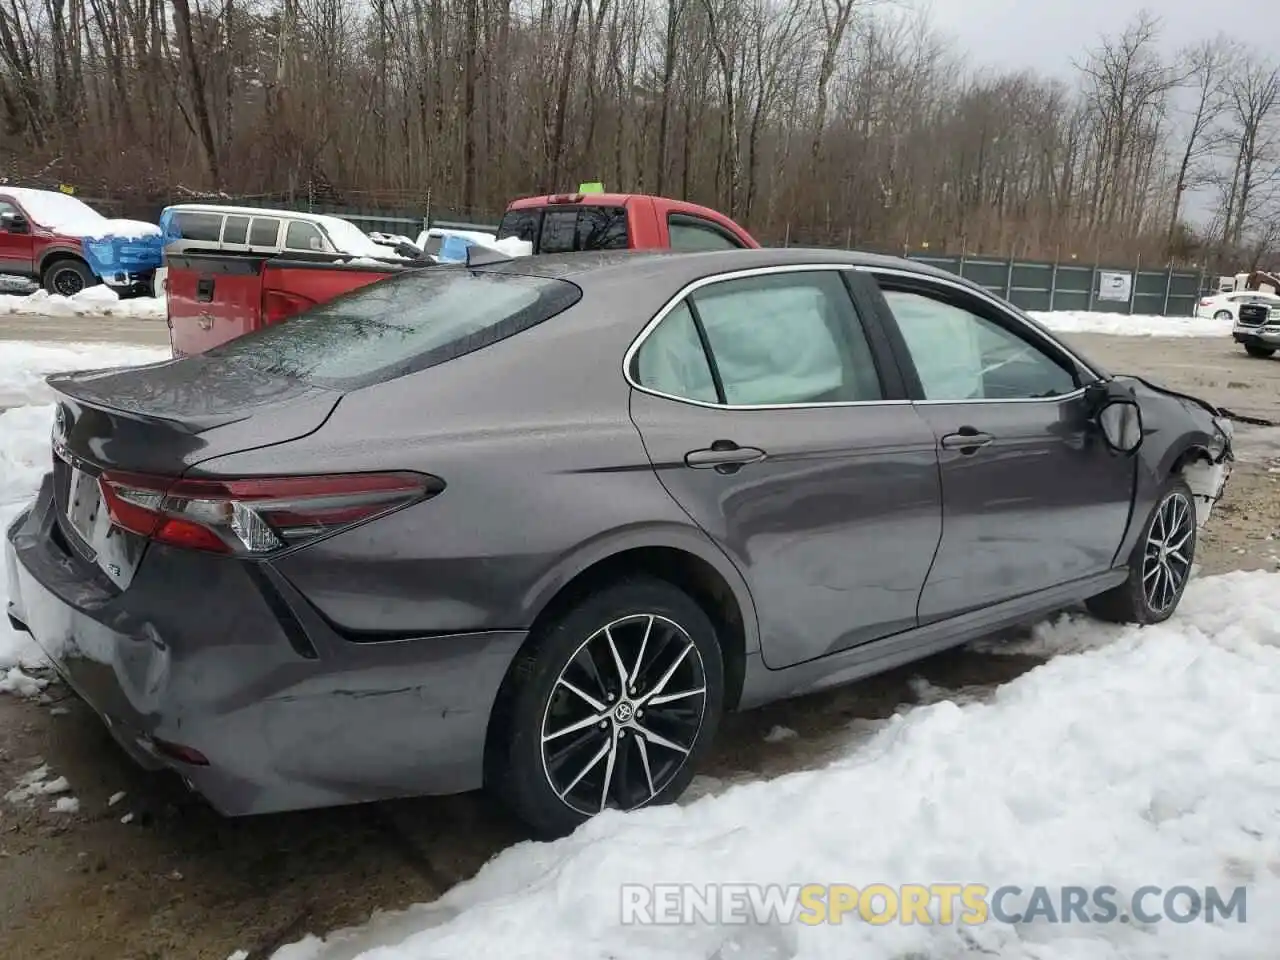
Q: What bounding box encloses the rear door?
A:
[863,269,1135,623]
[627,265,942,669]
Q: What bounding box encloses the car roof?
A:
[507,193,639,209]
[472,247,963,286]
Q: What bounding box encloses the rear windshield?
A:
[200,267,582,389]
[497,205,629,254]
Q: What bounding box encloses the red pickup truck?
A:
[165,192,758,357]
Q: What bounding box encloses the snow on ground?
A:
[0,341,169,682]
[1,286,165,321]
[0,341,168,409]
[272,574,1280,960]
[1029,310,1233,338]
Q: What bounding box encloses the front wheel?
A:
[1086,477,1197,625]
[41,259,95,298]
[490,577,725,839]
[1245,343,1276,358]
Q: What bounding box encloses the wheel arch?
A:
[38,245,89,275]
[518,526,758,706]
[483,527,758,788]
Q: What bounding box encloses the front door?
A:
[627,266,943,669]
[865,273,1136,622]
[0,198,34,277]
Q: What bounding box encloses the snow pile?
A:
[1030,310,1233,338]
[0,341,168,409]
[273,570,1280,960]
[1,286,166,321]
[4,764,70,805]
[0,342,169,683]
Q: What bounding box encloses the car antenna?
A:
[465,244,514,268]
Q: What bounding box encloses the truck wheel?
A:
[42,259,96,298]
[1244,343,1276,358]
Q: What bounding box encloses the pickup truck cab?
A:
[495,192,758,252]
[164,193,758,357]
[0,187,158,297]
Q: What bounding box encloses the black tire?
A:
[1086,476,1197,625]
[1244,343,1276,358]
[489,576,725,839]
[41,258,96,297]
[1214,310,1232,320]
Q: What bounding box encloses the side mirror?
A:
[0,211,29,234]
[1097,399,1143,453]
[1086,379,1143,454]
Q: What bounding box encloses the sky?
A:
[917,0,1264,76]
[913,0,1270,226]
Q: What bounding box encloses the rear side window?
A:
[668,214,743,251]
[175,212,222,242]
[249,217,281,247]
[634,302,718,403]
[222,216,249,244]
[201,268,583,389]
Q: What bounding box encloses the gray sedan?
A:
[5,248,1234,838]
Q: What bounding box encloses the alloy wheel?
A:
[53,267,85,297]
[1142,492,1194,613]
[540,613,708,816]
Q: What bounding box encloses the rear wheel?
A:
[1086,477,1196,625]
[41,258,95,298]
[1245,343,1276,358]
[1214,310,1232,320]
[490,577,724,838]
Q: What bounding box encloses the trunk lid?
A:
[45,356,340,588]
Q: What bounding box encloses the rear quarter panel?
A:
[190,269,760,651]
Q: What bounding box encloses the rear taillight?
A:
[98,470,437,555]
[264,290,314,325]
[1199,298,1213,306]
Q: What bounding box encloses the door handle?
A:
[196,277,215,302]
[685,440,767,470]
[940,428,993,453]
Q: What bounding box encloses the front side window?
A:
[668,215,744,252]
[200,267,582,390]
[879,286,1079,401]
[285,220,326,251]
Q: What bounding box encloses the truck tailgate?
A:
[166,253,266,357]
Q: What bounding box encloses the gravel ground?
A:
[2,327,1279,960]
